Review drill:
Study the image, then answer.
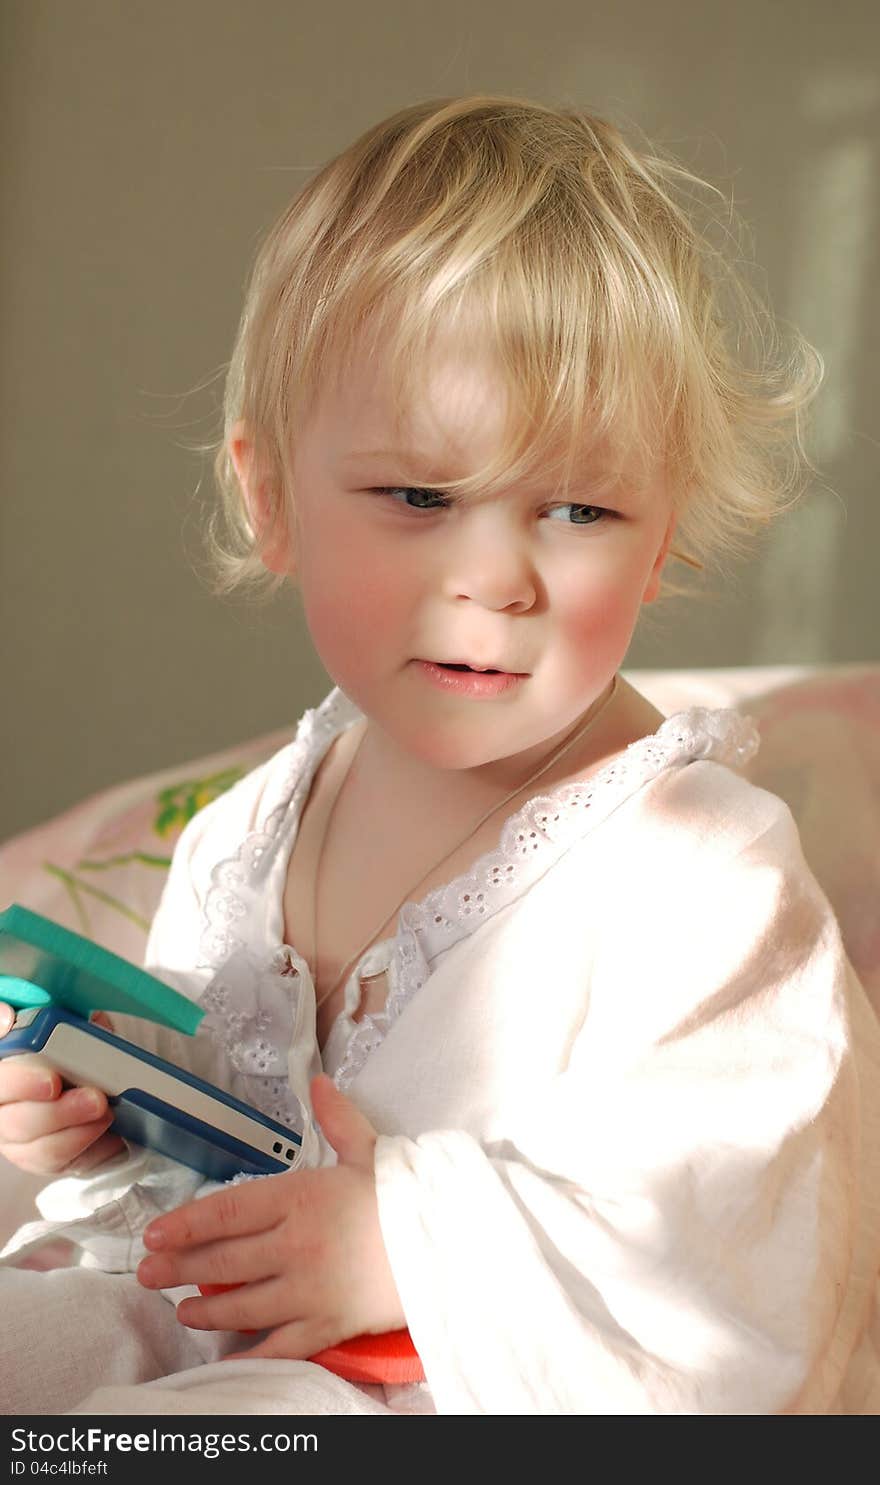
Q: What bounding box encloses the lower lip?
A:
[415,660,526,697]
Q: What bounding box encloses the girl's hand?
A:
[136,1075,405,1361]
[0,1005,126,1175]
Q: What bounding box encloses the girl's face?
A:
[262,338,675,774]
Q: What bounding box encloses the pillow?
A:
[0,726,293,967]
[739,665,880,1017]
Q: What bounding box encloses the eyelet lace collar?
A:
[198,687,760,1095]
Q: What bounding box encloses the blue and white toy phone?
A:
[0,905,303,1182]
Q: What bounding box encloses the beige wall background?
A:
[2,0,878,843]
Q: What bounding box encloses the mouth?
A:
[431,661,523,676]
[414,659,528,696]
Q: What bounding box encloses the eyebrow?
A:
[341,448,640,501]
[342,449,468,485]
[343,449,431,463]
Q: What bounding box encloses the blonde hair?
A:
[209,94,823,595]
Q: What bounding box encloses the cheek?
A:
[297,530,414,677]
[555,559,648,657]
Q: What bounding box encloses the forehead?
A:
[297,321,663,496]
[306,330,511,475]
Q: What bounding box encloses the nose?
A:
[441,508,537,614]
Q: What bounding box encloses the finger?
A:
[90,1012,114,1032]
[0,1110,115,1175]
[175,1275,288,1334]
[222,1319,341,1364]
[310,1075,377,1170]
[67,1129,127,1176]
[0,1086,109,1144]
[0,1003,15,1037]
[137,1231,278,1291]
[143,1170,298,1252]
[0,1056,62,1105]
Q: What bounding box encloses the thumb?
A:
[310,1074,377,1171]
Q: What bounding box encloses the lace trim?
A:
[199,691,358,966]
[192,690,760,1100]
[198,945,303,1129]
[195,691,359,1130]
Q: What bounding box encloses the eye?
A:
[374,486,450,510]
[545,504,610,525]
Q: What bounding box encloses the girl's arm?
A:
[369,770,880,1414]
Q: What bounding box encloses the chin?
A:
[391,718,503,772]
[405,734,483,771]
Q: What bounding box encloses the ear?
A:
[641,513,677,605]
[228,421,295,576]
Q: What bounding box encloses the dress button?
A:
[355,968,388,1022]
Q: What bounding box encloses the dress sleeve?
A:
[373,763,880,1414]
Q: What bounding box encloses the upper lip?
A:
[428,659,525,674]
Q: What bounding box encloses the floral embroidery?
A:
[153,768,248,837]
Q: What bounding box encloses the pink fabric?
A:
[0,729,292,965]
[742,666,880,1014]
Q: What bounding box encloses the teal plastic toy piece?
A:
[0,904,203,1036]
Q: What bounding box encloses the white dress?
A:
[2,688,878,1415]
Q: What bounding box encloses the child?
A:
[1,94,879,1416]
